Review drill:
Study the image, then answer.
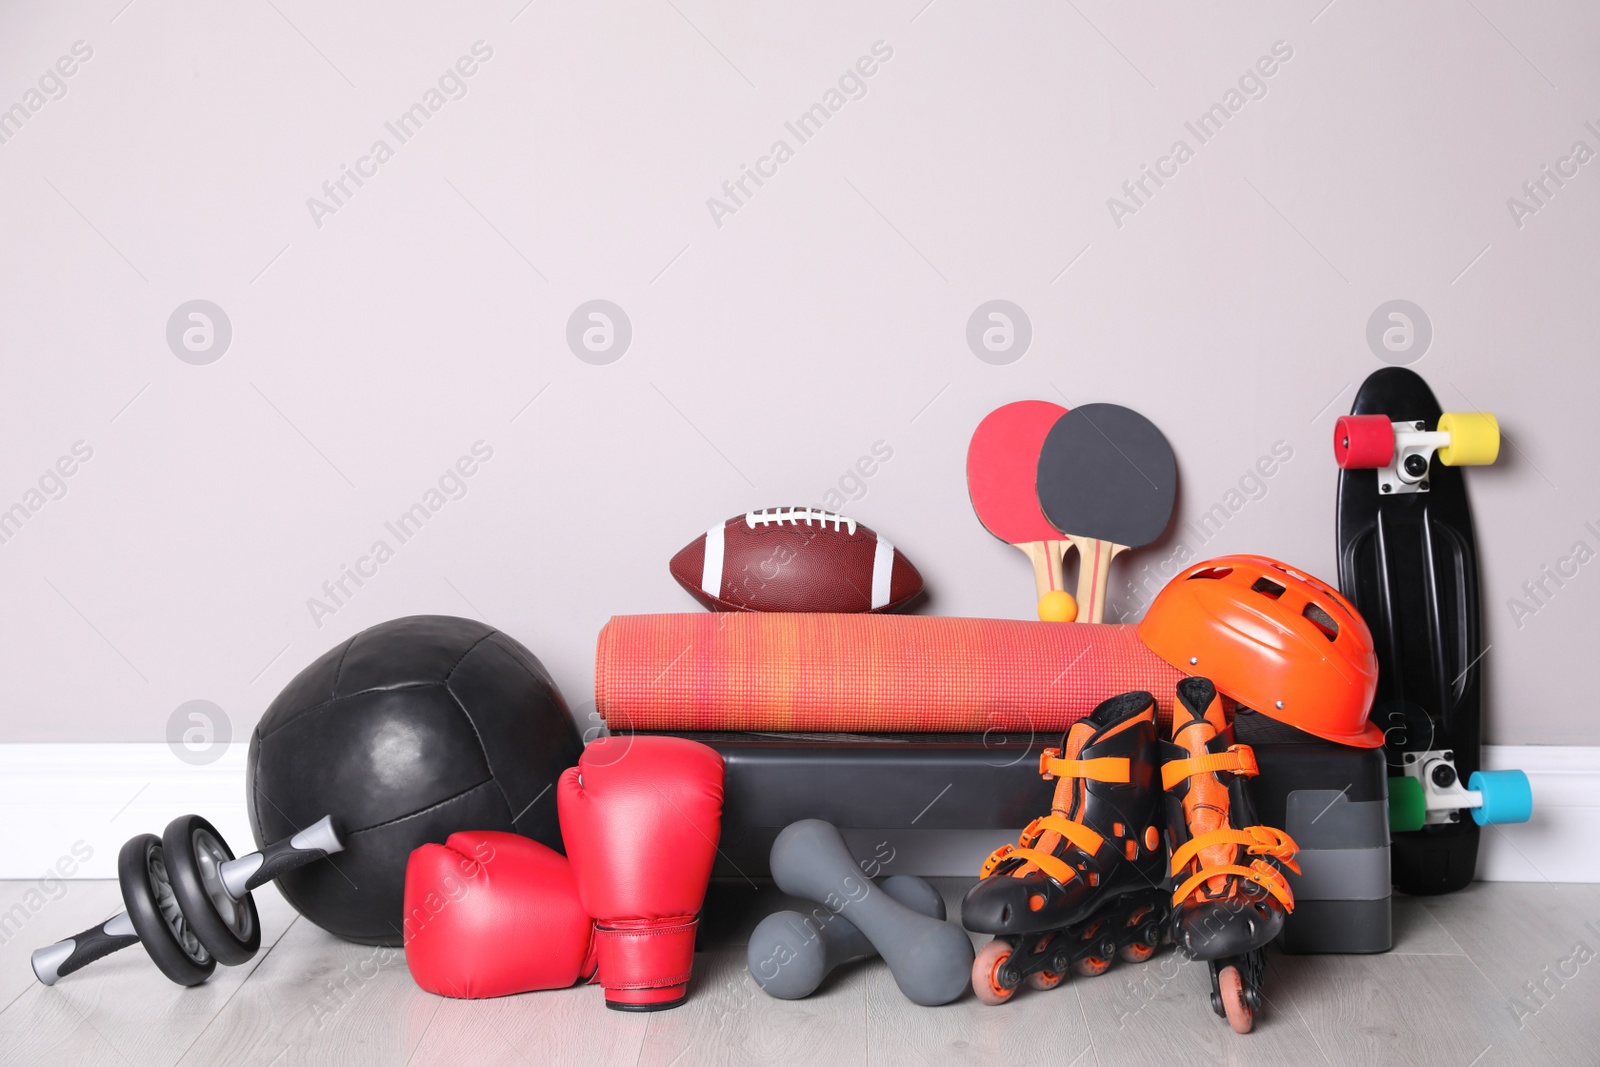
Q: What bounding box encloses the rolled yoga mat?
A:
[595,613,1183,732]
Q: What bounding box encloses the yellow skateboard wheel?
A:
[1437,412,1499,467]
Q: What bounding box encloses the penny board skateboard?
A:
[1334,366,1530,895]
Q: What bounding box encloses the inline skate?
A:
[1162,676,1300,1033]
[963,691,1170,1005]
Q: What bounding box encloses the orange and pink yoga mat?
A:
[595,613,1183,733]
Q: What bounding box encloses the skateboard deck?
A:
[1336,367,1500,895]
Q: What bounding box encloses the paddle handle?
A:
[1069,537,1128,623]
[1015,540,1069,600]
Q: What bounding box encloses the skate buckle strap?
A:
[1169,826,1299,874]
[996,847,1079,888]
[978,842,1015,878]
[979,842,1079,885]
[1159,744,1259,791]
[1039,750,1130,784]
[1021,814,1106,857]
[1170,858,1296,912]
[1168,826,1302,908]
[979,815,1105,884]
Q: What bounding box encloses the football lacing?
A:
[745,508,856,533]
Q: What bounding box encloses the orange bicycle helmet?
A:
[1137,555,1382,747]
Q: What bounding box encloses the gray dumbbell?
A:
[748,874,946,999]
[769,820,974,1006]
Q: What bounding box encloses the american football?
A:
[668,508,923,613]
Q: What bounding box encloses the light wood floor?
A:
[0,877,1595,1066]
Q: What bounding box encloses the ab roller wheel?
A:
[163,813,344,966]
[162,814,260,966]
[121,834,216,987]
[31,834,216,987]
[32,814,343,987]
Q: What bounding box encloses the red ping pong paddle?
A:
[966,401,1072,604]
[1036,403,1177,623]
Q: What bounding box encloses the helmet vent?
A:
[1189,566,1232,581]
[1249,577,1286,599]
[1303,602,1340,641]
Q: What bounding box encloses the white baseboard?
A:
[0,743,1594,882]
[0,744,254,882]
[1475,745,1600,883]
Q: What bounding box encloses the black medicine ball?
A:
[246,615,581,946]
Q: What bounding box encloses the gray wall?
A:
[1,2,1594,748]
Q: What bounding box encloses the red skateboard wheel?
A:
[1333,415,1394,469]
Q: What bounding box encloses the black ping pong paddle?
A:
[1036,403,1177,623]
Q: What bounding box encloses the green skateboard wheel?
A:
[1388,776,1426,833]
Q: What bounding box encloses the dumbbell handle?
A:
[807,875,945,965]
[219,815,344,899]
[750,875,946,1000]
[31,912,138,986]
[771,820,973,1006]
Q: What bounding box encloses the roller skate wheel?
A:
[1468,769,1532,825]
[1019,935,1063,990]
[1437,412,1499,467]
[1218,965,1254,1035]
[1119,941,1155,964]
[1073,954,1111,978]
[1334,415,1394,469]
[972,940,1017,1006]
[1120,907,1161,963]
[1388,775,1426,833]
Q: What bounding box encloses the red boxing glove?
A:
[558,736,725,1011]
[403,830,596,999]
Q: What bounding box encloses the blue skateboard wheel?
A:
[1468,769,1532,825]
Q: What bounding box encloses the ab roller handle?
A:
[31,895,158,987]
[32,814,344,986]
[35,913,140,983]
[218,815,344,897]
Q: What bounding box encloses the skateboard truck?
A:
[1333,413,1500,497]
[1388,750,1532,833]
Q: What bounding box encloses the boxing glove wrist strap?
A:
[594,916,698,990]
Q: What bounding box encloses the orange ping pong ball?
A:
[1037,590,1078,623]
